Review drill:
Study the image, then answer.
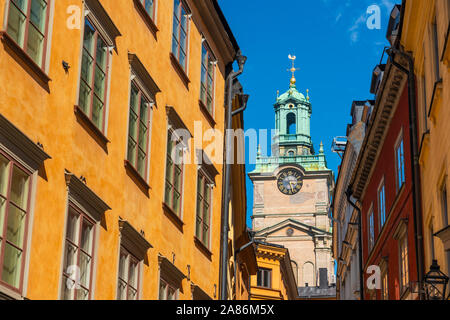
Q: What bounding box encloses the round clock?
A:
[277,169,303,195]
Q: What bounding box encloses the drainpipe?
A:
[220,51,247,300]
[386,47,425,300]
[346,187,364,301]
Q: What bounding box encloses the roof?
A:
[275,85,308,105]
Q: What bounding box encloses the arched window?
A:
[288,150,295,157]
[286,113,296,135]
[303,262,315,287]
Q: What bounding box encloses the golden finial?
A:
[306,89,310,101]
[277,90,280,99]
[288,54,299,86]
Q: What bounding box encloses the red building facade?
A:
[359,83,419,300]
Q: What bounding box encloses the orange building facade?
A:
[0,0,246,300]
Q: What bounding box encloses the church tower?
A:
[249,57,335,295]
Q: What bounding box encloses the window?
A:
[395,137,405,192]
[0,154,31,291]
[441,180,449,227]
[164,128,184,217]
[287,113,296,135]
[257,268,272,288]
[171,0,189,71]
[6,0,50,68]
[399,235,409,293]
[138,0,155,20]
[78,18,110,131]
[116,219,151,300]
[378,182,386,228]
[127,82,151,179]
[61,172,110,301]
[61,205,96,300]
[368,208,375,251]
[159,278,177,300]
[117,247,139,300]
[195,172,212,248]
[200,43,215,114]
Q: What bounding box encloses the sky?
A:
[218,0,400,226]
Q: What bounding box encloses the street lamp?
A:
[424,260,449,300]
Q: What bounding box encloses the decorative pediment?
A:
[254,219,331,239]
[119,219,152,261]
[65,170,111,222]
[85,0,121,49]
[158,254,186,287]
[128,53,161,100]
[0,113,51,171]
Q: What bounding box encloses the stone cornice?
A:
[119,219,152,261]
[0,113,51,171]
[65,170,111,222]
[128,53,161,100]
[85,0,121,49]
[158,254,186,285]
[350,56,408,200]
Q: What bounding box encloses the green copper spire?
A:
[251,56,329,174]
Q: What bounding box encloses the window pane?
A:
[7,3,27,47]
[79,251,91,288]
[137,149,146,177]
[6,204,26,248]
[26,23,44,67]
[117,279,127,300]
[80,221,93,254]
[172,37,179,57]
[30,0,47,33]
[2,243,22,288]
[144,0,154,18]
[174,165,182,191]
[139,97,149,125]
[81,50,94,85]
[91,96,104,130]
[10,166,29,210]
[66,211,79,243]
[83,20,96,55]
[76,287,89,300]
[62,276,75,300]
[173,190,181,215]
[168,287,176,300]
[127,139,137,167]
[179,51,186,71]
[78,81,92,115]
[159,280,167,300]
[179,30,186,55]
[128,260,138,289]
[93,67,106,101]
[195,215,202,239]
[0,198,6,240]
[0,155,9,197]
[63,242,77,272]
[96,36,108,71]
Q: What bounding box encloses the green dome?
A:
[275,84,309,105]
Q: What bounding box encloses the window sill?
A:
[170,52,190,89]
[194,236,212,260]
[0,31,51,89]
[74,105,110,150]
[199,100,216,128]
[133,0,158,39]
[0,283,24,300]
[124,160,151,195]
[162,202,184,232]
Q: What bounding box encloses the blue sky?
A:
[218,0,400,226]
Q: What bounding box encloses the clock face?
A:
[277,169,303,195]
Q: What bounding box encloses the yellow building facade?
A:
[250,242,297,300]
[0,0,243,300]
[401,0,450,288]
